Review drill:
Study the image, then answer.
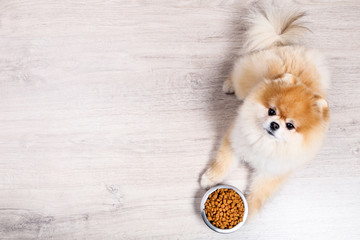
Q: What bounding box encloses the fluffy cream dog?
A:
[200,5,330,217]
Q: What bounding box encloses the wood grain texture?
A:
[0,0,359,239]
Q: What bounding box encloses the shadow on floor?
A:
[193,3,249,217]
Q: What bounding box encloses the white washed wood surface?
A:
[0,0,359,239]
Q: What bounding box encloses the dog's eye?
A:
[268,108,276,116]
[286,123,295,130]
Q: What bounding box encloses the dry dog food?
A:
[204,188,245,229]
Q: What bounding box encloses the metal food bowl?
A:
[200,184,248,233]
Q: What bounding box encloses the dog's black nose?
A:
[270,122,279,131]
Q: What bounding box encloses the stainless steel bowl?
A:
[200,184,248,233]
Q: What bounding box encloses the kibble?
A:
[204,188,245,229]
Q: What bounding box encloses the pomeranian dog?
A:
[200,5,330,217]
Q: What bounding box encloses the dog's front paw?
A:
[200,171,218,189]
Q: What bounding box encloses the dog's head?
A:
[243,74,329,147]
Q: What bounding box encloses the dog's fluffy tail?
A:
[243,5,309,53]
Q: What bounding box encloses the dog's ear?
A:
[316,98,328,110]
[313,95,329,119]
[267,73,298,85]
[278,73,298,84]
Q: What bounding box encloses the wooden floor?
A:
[0,1,359,239]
